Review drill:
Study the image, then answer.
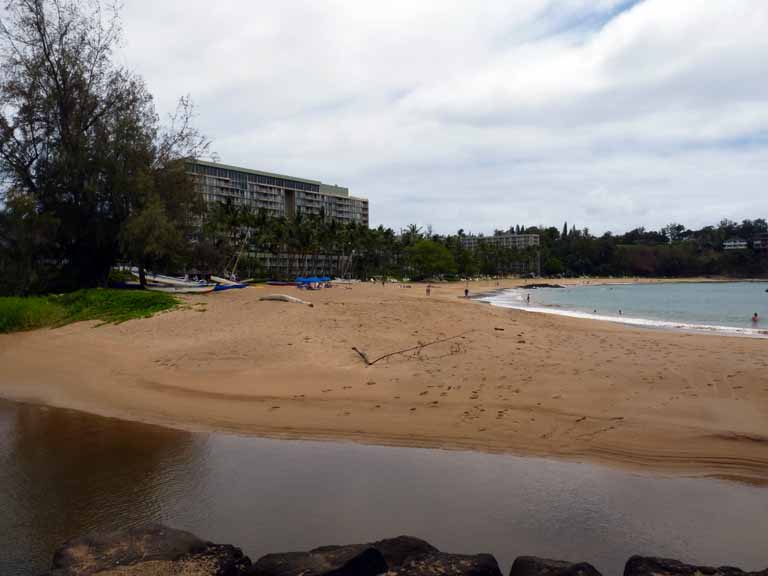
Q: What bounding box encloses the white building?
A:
[460,233,540,251]
[188,160,369,226]
[752,233,768,251]
[723,238,748,251]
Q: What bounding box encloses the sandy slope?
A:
[1,279,767,483]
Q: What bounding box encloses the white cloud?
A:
[120,0,768,234]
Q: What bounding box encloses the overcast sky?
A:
[121,0,768,235]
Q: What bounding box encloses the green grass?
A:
[0,289,179,333]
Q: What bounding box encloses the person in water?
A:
[753,313,760,324]
[526,294,531,305]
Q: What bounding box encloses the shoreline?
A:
[480,287,768,339]
[3,395,765,488]
[1,278,767,484]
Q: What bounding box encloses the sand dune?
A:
[1,279,767,483]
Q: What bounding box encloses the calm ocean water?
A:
[484,282,768,337]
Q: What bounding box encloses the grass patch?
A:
[0,289,179,333]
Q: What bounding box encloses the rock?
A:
[249,536,487,576]
[47,523,250,576]
[368,535,438,568]
[385,551,503,576]
[248,546,386,576]
[624,556,768,576]
[519,283,564,289]
[510,556,602,576]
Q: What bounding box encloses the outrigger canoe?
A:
[211,275,248,290]
[145,284,216,294]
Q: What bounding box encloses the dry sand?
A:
[1,278,767,483]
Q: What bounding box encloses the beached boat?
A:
[210,275,248,290]
[267,280,298,286]
[213,283,247,292]
[130,269,207,288]
[145,284,216,294]
[146,273,207,287]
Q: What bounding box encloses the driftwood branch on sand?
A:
[259,294,314,307]
[353,330,474,366]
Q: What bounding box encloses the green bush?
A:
[0,297,66,333]
[0,289,178,333]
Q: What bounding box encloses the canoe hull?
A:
[145,284,216,294]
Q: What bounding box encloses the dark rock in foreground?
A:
[46,523,250,575]
[249,546,386,576]
[252,536,501,576]
[369,535,439,568]
[249,535,436,575]
[624,556,768,576]
[385,551,503,575]
[510,556,602,576]
[43,524,768,576]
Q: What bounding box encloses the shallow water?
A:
[485,282,768,337]
[1,399,767,575]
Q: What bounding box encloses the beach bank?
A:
[0,279,766,483]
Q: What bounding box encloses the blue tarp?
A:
[295,276,331,284]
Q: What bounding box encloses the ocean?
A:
[482,281,768,338]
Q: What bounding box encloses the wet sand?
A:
[1,279,767,483]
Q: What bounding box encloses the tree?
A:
[406,239,456,280]
[0,190,59,293]
[120,197,183,286]
[663,223,687,243]
[401,224,423,247]
[0,0,207,292]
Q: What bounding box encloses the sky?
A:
[120,0,768,235]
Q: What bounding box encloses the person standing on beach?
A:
[464,288,469,298]
[426,285,431,296]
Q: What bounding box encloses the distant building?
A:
[723,238,748,251]
[752,233,768,251]
[460,233,540,251]
[187,159,369,226]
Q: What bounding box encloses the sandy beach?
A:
[1,278,767,483]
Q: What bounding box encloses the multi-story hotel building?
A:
[460,233,540,251]
[188,159,369,226]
